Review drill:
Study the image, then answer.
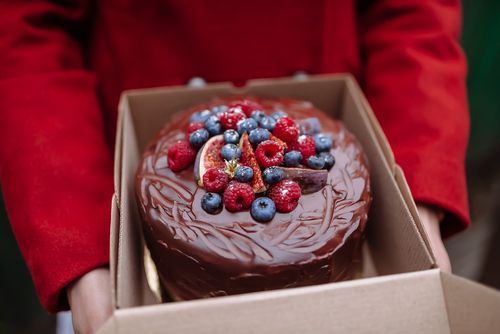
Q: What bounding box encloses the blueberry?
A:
[201,192,223,214]
[250,110,266,123]
[307,155,325,170]
[248,128,270,146]
[259,116,277,131]
[250,197,276,222]
[189,128,209,148]
[211,105,228,115]
[262,167,285,184]
[320,152,336,170]
[221,143,241,161]
[284,150,303,167]
[190,109,212,123]
[271,110,288,120]
[223,129,240,144]
[204,115,222,136]
[314,134,333,153]
[234,166,254,182]
[297,117,321,136]
[237,118,258,135]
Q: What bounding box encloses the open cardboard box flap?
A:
[102,75,500,333]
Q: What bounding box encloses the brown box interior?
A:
[99,74,500,333]
[111,74,435,309]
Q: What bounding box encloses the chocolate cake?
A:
[135,97,371,300]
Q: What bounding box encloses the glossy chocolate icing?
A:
[136,97,371,300]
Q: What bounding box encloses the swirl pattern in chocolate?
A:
[136,97,371,300]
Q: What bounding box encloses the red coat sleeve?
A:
[0,2,113,312]
[359,0,470,237]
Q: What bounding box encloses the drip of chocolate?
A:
[135,97,371,300]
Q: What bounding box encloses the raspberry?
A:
[202,168,229,192]
[223,182,255,212]
[219,107,246,130]
[167,140,196,172]
[186,122,205,135]
[255,140,284,168]
[228,100,264,117]
[273,117,299,143]
[268,179,301,213]
[288,135,316,163]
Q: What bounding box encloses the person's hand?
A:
[416,204,451,273]
[67,267,112,334]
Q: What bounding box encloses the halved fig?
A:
[194,135,226,187]
[239,133,266,193]
[281,167,328,194]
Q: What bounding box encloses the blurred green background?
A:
[1,1,499,332]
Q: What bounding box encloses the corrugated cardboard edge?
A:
[341,76,435,271]
[343,77,395,168]
[344,77,436,266]
[110,193,119,310]
[395,166,437,266]
[115,97,126,204]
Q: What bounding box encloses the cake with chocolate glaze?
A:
[135,97,371,300]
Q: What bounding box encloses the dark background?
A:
[1,1,499,332]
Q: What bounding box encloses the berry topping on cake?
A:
[259,116,277,131]
[250,110,267,123]
[204,115,223,136]
[220,108,246,130]
[273,117,299,143]
[223,182,255,212]
[169,99,338,221]
[271,110,288,120]
[221,143,241,161]
[228,100,264,117]
[201,192,223,214]
[268,179,301,213]
[283,150,302,167]
[223,129,240,144]
[262,167,285,185]
[297,117,321,136]
[234,166,254,183]
[248,128,270,146]
[288,135,315,163]
[320,152,336,170]
[239,133,266,193]
[190,109,212,123]
[189,128,210,148]
[250,197,276,222]
[187,122,206,135]
[237,118,258,135]
[306,155,326,170]
[255,140,284,168]
[167,140,196,172]
[282,167,328,194]
[314,133,333,153]
[211,105,228,115]
[202,168,229,193]
[194,135,226,186]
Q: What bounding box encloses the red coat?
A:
[0,1,469,312]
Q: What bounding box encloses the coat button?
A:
[187,77,207,87]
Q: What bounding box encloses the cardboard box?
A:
[100,75,500,333]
